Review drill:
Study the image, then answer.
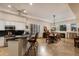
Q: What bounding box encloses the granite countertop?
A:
[5,35,29,41]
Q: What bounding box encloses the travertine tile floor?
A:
[0,38,79,56]
[0,47,8,56]
[37,38,79,56]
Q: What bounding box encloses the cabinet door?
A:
[0,20,5,30]
[5,21,11,25]
[15,22,25,30]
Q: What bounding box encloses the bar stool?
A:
[25,33,38,56]
[74,37,79,48]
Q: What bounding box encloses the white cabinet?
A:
[8,39,27,56]
[5,21,25,30]
[0,20,5,30]
[0,37,4,47]
[15,22,25,30]
[5,21,11,25]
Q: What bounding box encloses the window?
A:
[30,24,40,35]
[60,25,66,31]
[71,24,77,31]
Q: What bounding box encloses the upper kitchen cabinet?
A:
[15,22,26,30]
[5,21,13,26]
[5,21,26,30]
[0,20,5,30]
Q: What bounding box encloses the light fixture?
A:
[7,5,28,16]
[8,5,12,8]
[51,14,56,31]
[29,3,32,5]
[23,10,26,13]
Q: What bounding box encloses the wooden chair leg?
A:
[25,44,32,56]
[25,42,38,56]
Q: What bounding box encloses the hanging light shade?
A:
[51,14,56,31]
[53,14,56,26]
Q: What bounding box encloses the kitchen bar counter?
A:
[7,35,29,56]
[0,37,5,47]
[5,35,29,40]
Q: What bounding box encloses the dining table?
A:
[48,35,57,43]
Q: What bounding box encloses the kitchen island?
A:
[6,35,29,56]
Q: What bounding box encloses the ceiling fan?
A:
[8,5,28,16]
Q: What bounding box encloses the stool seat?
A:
[28,39,36,43]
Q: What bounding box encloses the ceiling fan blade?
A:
[8,5,28,15]
[20,9,28,15]
[8,5,20,12]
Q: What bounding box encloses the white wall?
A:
[26,18,51,37]
[0,10,76,37]
[55,19,76,32]
[0,11,51,37]
[69,4,79,28]
[0,12,26,30]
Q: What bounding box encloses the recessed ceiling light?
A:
[29,3,32,5]
[8,5,12,8]
[23,10,26,13]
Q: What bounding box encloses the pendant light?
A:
[51,14,56,31]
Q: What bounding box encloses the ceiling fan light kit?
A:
[7,4,28,16]
[8,5,12,8]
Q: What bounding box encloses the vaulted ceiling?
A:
[0,3,76,22]
[69,4,79,19]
